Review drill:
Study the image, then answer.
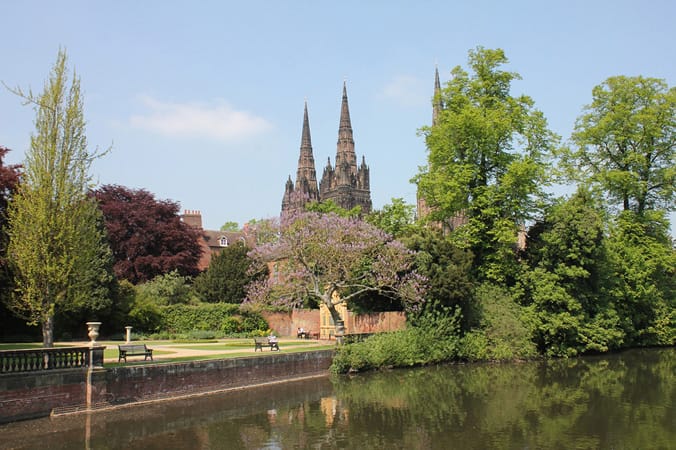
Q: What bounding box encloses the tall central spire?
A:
[335,81,357,173]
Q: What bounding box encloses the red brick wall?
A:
[263,309,406,337]
[262,310,320,336]
[103,351,333,405]
[0,351,333,423]
[348,311,407,334]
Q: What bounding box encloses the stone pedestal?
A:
[125,326,132,344]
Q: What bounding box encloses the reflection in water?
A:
[0,348,673,449]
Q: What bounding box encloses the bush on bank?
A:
[331,308,463,374]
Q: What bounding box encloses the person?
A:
[268,333,278,344]
[297,327,305,338]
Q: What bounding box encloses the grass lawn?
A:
[103,343,335,368]
[1,339,335,368]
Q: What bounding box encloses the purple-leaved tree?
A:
[246,212,426,340]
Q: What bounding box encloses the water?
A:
[1,348,673,449]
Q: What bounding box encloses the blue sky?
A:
[1,1,674,231]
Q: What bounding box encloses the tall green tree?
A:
[606,211,675,346]
[5,50,113,347]
[519,189,623,356]
[565,76,675,215]
[193,243,267,303]
[416,47,558,282]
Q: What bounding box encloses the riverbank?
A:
[0,348,334,423]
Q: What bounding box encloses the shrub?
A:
[161,303,268,336]
[459,283,537,361]
[331,308,462,374]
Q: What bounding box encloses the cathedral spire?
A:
[432,65,442,126]
[335,81,357,172]
[281,101,319,216]
[300,100,312,151]
[295,100,319,198]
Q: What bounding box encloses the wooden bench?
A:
[118,344,153,362]
[254,337,279,352]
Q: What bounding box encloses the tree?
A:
[366,197,416,238]
[5,50,114,347]
[93,184,202,284]
[416,47,558,282]
[193,242,268,303]
[246,212,426,339]
[0,146,21,300]
[220,221,239,232]
[403,228,476,330]
[245,217,280,245]
[605,210,675,346]
[518,189,623,356]
[564,76,675,215]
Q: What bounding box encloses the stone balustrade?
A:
[0,346,102,373]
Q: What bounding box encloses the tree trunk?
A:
[42,314,54,348]
[325,300,346,345]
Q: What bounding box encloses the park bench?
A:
[254,337,280,352]
[118,344,153,363]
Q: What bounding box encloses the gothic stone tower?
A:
[281,101,320,216]
[319,82,372,213]
[282,82,372,216]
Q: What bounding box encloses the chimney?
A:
[182,209,203,229]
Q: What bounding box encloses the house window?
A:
[219,236,229,247]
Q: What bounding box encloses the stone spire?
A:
[281,101,320,216]
[335,81,357,174]
[432,65,442,126]
[295,100,319,199]
[319,82,372,214]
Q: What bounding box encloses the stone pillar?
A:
[125,326,132,344]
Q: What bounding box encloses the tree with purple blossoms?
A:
[246,212,426,340]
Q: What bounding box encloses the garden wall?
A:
[263,309,406,337]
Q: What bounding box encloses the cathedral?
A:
[281,82,372,216]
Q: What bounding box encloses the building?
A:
[181,210,254,271]
[282,82,372,216]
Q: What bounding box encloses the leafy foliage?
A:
[193,242,268,303]
[135,271,196,306]
[94,184,202,284]
[305,199,361,218]
[0,146,21,304]
[416,47,558,283]
[606,211,675,346]
[220,221,239,232]
[366,197,416,238]
[403,228,476,330]
[160,303,267,335]
[460,283,536,361]
[247,212,426,337]
[5,50,114,347]
[331,308,462,373]
[517,190,625,356]
[564,76,675,214]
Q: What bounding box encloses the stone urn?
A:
[86,322,102,347]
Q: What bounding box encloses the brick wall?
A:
[0,350,333,423]
[263,309,406,337]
